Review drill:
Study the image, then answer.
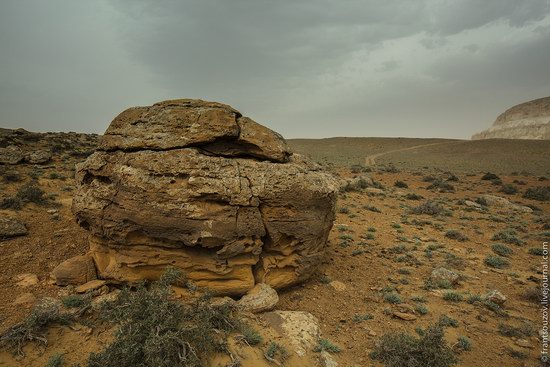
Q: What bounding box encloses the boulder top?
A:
[99,99,292,163]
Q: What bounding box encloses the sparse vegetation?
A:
[410,201,448,216]
[371,321,458,367]
[481,172,499,181]
[45,353,65,367]
[491,243,513,257]
[484,255,509,268]
[0,300,72,356]
[314,338,341,353]
[523,186,550,201]
[88,268,242,367]
[499,184,518,195]
[16,184,46,204]
[427,179,455,192]
[444,230,469,242]
[456,336,472,351]
[2,170,21,183]
[405,193,424,200]
[265,342,288,363]
[0,197,23,210]
[492,230,524,245]
[394,180,408,188]
[442,291,463,302]
[384,292,402,304]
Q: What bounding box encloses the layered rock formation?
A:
[472,97,550,140]
[72,99,337,295]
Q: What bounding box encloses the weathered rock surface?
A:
[237,283,279,313]
[15,273,39,287]
[430,267,460,286]
[0,146,25,164]
[72,99,337,295]
[479,194,533,213]
[26,150,52,164]
[472,96,550,140]
[263,311,320,357]
[0,217,28,239]
[52,254,98,286]
[483,289,507,305]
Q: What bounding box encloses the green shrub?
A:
[88,268,241,367]
[45,353,64,367]
[61,295,89,309]
[340,177,371,192]
[394,180,408,188]
[439,315,459,328]
[240,326,263,346]
[265,342,288,363]
[415,304,429,315]
[523,186,550,201]
[444,230,468,242]
[457,336,471,351]
[528,247,545,256]
[492,230,524,246]
[2,170,21,183]
[484,255,509,268]
[16,184,46,204]
[498,322,535,338]
[442,292,463,302]
[500,184,518,195]
[405,193,423,200]
[481,173,499,181]
[491,243,513,257]
[371,322,457,367]
[49,172,66,180]
[0,197,23,210]
[384,293,402,304]
[411,201,447,216]
[314,338,341,353]
[427,179,455,192]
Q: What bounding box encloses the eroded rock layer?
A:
[72,99,337,295]
[472,97,550,140]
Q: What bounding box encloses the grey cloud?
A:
[0,0,549,139]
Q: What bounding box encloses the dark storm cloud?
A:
[0,0,549,138]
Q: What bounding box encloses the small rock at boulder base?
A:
[483,289,507,305]
[263,311,320,357]
[52,254,97,286]
[0,217,28,239]
[238,283,279,313]
[71,99,337,296]
[0,146,25,164]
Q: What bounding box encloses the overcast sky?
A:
[1,0,549,139]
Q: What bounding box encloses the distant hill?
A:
[472,97,550,140]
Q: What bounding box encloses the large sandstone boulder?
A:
[72,99,337,295]
[472,96,550,140]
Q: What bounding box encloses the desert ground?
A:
[1,130,549,366]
